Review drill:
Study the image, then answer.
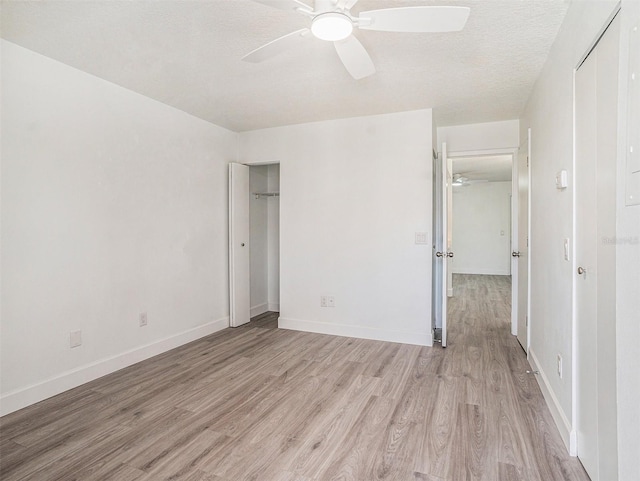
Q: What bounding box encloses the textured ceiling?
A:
[453,154,513,182]
[1,0,570,132]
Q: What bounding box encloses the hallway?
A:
[445,274,589,480]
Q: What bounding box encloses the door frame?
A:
[432,144,452,346]
[229,160,282,327]
[444,147,521,337]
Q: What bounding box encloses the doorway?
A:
[450,154,513,276]
[229,162,280,327]
[250,164,280,319]
[450,154,514,322]
[434,148,524,346]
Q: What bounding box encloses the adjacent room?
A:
[1,1,638,481]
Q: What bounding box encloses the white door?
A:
[446,155,454,298]
[438,143,453,347]
[575,14,619,481]
[515,129,530,350]
[229,163,251,327]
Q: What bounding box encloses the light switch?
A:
[556,170,568,189]
[70,330,82,348]
[415,232,428,244]
[564,238,570,261]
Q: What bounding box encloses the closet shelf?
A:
[253,192,280,199]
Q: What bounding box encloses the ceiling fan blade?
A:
[336,0,359,10]
[358,6,470,33]
[242,28,310,63]
[333,35,376,79]
[251,0,312,13]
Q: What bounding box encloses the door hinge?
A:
[434,328,442,343]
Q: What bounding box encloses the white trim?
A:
[268,302,280,312]
[526,128,532,352]
[447,288,454,297]
[250,303,268,318]
[445,148,519,158]
[278,317,432,347]
[529,347,576,455]
[451,267,511,276]
[511,145,520,336]
[0,317,229,416]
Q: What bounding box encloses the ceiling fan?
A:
[242,0,470,79]
[452,174,489,187]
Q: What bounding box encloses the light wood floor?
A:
[0,275,589,481]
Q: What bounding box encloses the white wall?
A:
[520,4,640,479]
[437,119,520,153]
[451,182,512,275]
[239,110,433,346]
[267,164,280,312]
[249,165,269,316]
[520,0,618,450]
[0,41,238,415]
[615,2,640,479]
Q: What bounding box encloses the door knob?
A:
[436,252,444,257]
[241,243,245,247]
[512,251,521,257]
[577,266,586,275]
[447,252,454,258]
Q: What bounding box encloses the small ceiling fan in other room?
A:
[242,0,470,79]
[452,174,489,187]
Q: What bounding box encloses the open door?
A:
[229,163,250,327]
[446,154,454,299]
[435,143,453,347]
[515,129,530,350]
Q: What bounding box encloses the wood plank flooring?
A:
[0,275,589,480]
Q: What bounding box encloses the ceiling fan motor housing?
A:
[311,12,353,41]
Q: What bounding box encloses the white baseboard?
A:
[0,317,229,416]
[278,317,432,347]
[452,267,511,276]
[529,348,575,455]
[250,303,268,318]
[268,302,279,312]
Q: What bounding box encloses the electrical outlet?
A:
[557,354,563,378]
[415,232,428,244]
[320,296,327,308]
[327,296,335,307]
[139,312,148,327]
[70,330,82,348]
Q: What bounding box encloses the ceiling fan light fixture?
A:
[311,12,353,41]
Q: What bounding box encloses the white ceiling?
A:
[452,154,513,182]
[1,0,570,132]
